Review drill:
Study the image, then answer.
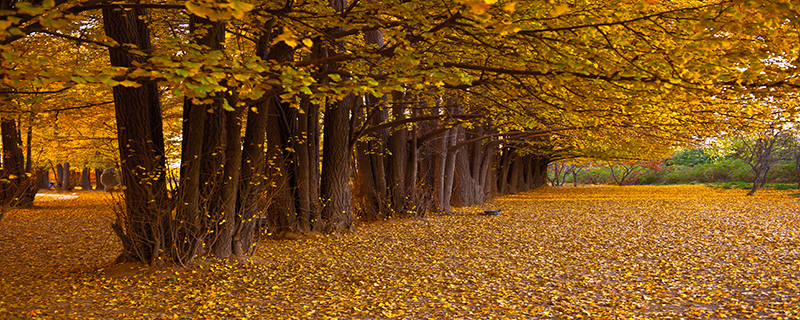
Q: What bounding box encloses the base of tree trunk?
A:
[0,176,37,208]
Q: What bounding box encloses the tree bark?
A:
[210,102,245,258]
[102,6,168,264]
[388,91,408,216]
[61,162,71,191]
[94,168,103,190]
[319,0,354,232]
[55,163,63,190]
[354,94,390,221]
[498,148,512,195]
[508,157,521,194]
[442,128,458,212]
[265,97,299,233]
[353,25,390,221]
[295,96,321,232]
[0,117,35,208]
[321,94,355,231]
[81,167,91,190]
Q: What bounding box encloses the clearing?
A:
[1,185,799,319]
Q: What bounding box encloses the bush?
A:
[695,158,752,183]
[567,155,798,186]
[767,161,797,183]
[577,167,613,185]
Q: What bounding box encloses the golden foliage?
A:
[2,185,800,318]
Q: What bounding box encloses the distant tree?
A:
[548,162,571,186]
[608,160,662,186]
[738,128,794,196]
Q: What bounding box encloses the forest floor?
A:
[1,185,800,319]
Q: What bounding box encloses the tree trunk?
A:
[320,94,354,231]
[508,157,521,194]
[319,0,354,232]
[747,173,761,196]
[354,94,389,221]
[81,167,91,190]
[532,155,550,188]
[442,128,458,212]
[102,6,168,264]
[55,163,64,190]
[236,92,267,254]
[306,97,322,230]
[37,170,50,190]
[498,148,513,196]
[94,168,103,190]
[210,103,245,258]
[265,97,299,233]
[388,91,408,216]
[295,96,322,232]
[198,98,226,251]
[24,122,31,173]
[0,117,35,208]
[432,125,448,212]
[61,162,70,191]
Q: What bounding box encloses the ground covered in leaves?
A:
[2,185,800,319]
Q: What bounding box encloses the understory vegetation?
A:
[2,185,799,319]
[551,146,800,187]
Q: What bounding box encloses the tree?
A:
[608,161,645,186]
[548,162,572,187]
[0,117,36,210]
[102,5,170,264]
[738,128,794,196]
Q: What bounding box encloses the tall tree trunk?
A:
[388,91,408,216]
[295,96,320,232]
[199,100,226,251]
[37,170,50,190]
[532,155,550,188]
[405,102,419,212]
[319,0,354,232]
[508,158,521,194]
[442,128,458,212]
[432,125,448,212]
[81,167,91,190]
[102,6,168,264]
[236,92,267,254]
[321,94,354,231]
[24,122,31,173]
[306,97,322,230]
[61,162,70,191]
[478,141,498,201]
[94,168,103,190]
[265,97,299,233]
[354,93,389,221]
[174,94,207,262]
[235,29,295,252]
[55,163,63,188]
[211,103,245,258]
[0,117,35,208]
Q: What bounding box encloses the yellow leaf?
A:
[551,4,569,16]
[502,1,517,12]
[272,28,298,48]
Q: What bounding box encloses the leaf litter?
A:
[1,185,800,319]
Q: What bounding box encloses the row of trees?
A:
[2,0,800,264]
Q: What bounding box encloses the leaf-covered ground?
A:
[2,185,800,319]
